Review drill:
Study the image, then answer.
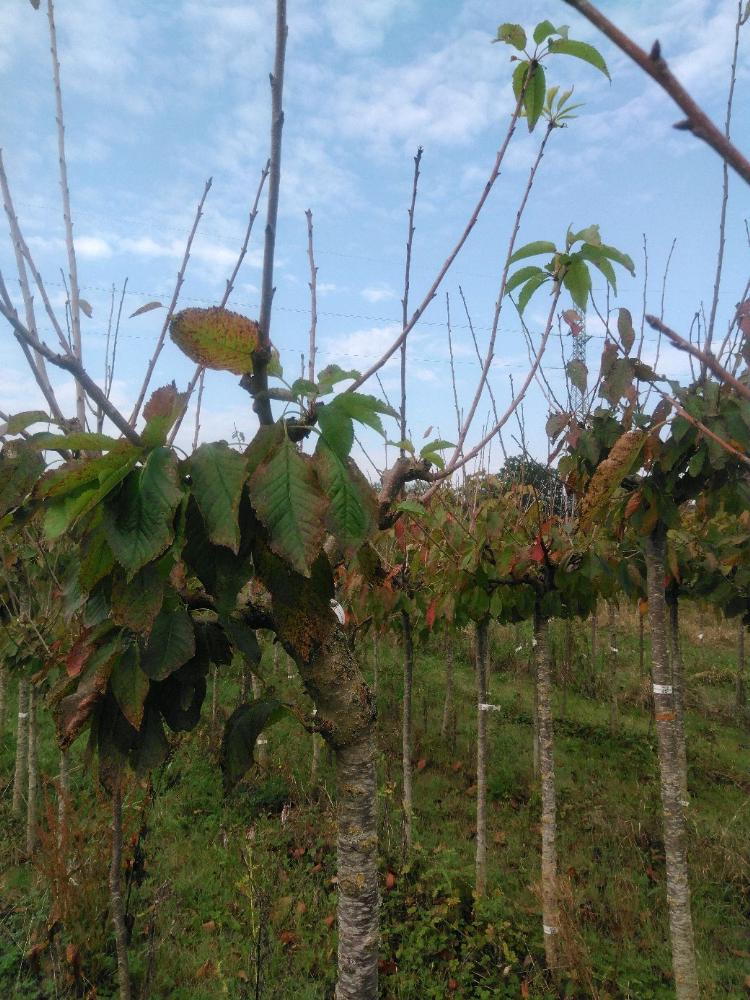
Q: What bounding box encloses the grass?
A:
[0,605,748,998]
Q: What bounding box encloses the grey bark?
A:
[607,602,619,734]
[441,642,454,743]
[736,618,746,721]
[26,686,39,854]
[534,607,558,969]
[371,635,379,702]
[0,664,7,734]
[401,610,414,850]
[12,678,29,816]
[109,783,132,1000]
[532,677,540,778]
[250,673,268,768]
[475,618,489,898]
[59,748,70,853]
[668,594,689,804]
[645,528,699,1000]
[590,605,598,670]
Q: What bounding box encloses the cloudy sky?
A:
[1,0,748,471]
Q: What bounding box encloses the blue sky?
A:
[1,0,749,473]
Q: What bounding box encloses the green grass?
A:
[0,606,748,998]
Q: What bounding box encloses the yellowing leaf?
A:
[170,307,260,375]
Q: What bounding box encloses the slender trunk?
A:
[59,748,70,854]
[311,731,321,789]
[645,528,699,1000]
[372,636,379,703]
[240,658,250,703]
[0,664,7,733]
[12,678,29,816]
[668,594,689,804]
[211,664,218,739]
[562,621,571,719]
[639,606,645,678]
[475,618,489,898]
[441,643,454,743]
[608,602,619,734]
[26,687,39,854]
[736,619,746,721]
[250,673,268,768]
[109,783,132,1000]
[532,679,540,778]
[590,605,598,670]
[534,606,558,968]
[335,735,379,1000]
[401,611,414,850]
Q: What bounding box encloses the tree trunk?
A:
[211,664,218,739]
[639,604,645,678]
[401,610,414,850]
[0,664,7,734]
[250,673,268,768]
[534,606,558,969]
[441,642,454,743]
[109,783,132,1000]
[532,679,540,778]
[12,678,29,816]
[645,528,699,1000]
[59,748,70,854]
[590,605,598,670]
[474,617,489,899]
[26,686,39,854]
[667,594,689,804]
[372,635,379,703]
[607,602,619,734]
[736,618,746,721]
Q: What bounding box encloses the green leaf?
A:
[618,308,635,354]
[505,265,545,295]
[2,410,51,434]
[221,698,287,790]
[596,243,635,276]
[524,62,546,131]
[110,643,150,730]
[317,401,354,460]
[508,240,557,266]
[579,249,617,293]
[333,392,398,436]
[389,439,414,455]
[516,272,550,315]
[140,601,196,681]
[79,531,115,594]
[291,378,318,399]
[141,384,188,446]
[420,439,454,458]
[31,432,121,451]
[247,436,328,577]
[104,447,183,577]
[316,365,361,395]
[189,442,247,554]
[394,499,427,517]
[133,699,169,776]
[566,359,588,394]
[546,411,569,440]
[495,23,526,50]
[0,444,45,518]
[570,224,601,247]
[512,60,531,103]
[547,37,610,79]
[314,439,377,557]
[170,307,260,375]
[221,618,262,667]
[562,260,592,311]
[533,20,556,44]
[110,562,166,632]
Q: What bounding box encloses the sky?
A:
[1,0,749,476]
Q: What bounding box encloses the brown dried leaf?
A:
[130,301,164,319]
[579,429,647,531]
[170,307,260,375]
[79,299,93,318]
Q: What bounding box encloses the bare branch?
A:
[0,277,142,445]
[250,0,288,427]
[400,147,422,455]
[645,313,750,402]
[563,0,750,185]
[47,0,85,428]
[305,207,318,384]
[660,389,750,469]
[192,369,206,451]
[129,177,212,425]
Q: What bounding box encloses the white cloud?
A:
[76,236,113,260]
[323,0,416,53]
[362,285,396,303]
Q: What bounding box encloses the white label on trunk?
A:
[652,683,673,695]
[479,703,502,712]
[256,737,269,746]
[543,925,557,935]
[17,712,28,720]
[330,599,346,624]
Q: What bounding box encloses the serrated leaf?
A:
[3,411,51,434]
[566,359,588,394]
[562,260,592,311]
[221,698,286,791]
[571,224,601,247]
[110,562,166,631]
[142,383,187,446]
[334,393,398,436]
[395,499,427,517]
[389,439,414,454]
[420,439,454,457]
[314,439,377,557]
[547,37,610,79]
[524,62,546,132]
[110,644,150,729]
[546,411,569,440]
[317,401,354,460]
[140,602,196,681]
[316,365,361,394]
[291,378,318,398]
[130,301,164,319]
[516,272,549,315]
[618,308,635,354]
[597,243,635,276]
[31,431,121,451]
[79,531,115,594]
[534,20,556,44]
[247,437,328,577]
[508,240,557,266]
[189,442,247,554]
[496,22,526,49]
[0,444,45,517]
[506,265,545,295]
[170,307,260,375]
[104,447,182,576]
[512,60,531,103]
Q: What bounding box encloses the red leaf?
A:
[66,630,92,678]
[426,599,437,630]
[521,981,530,999]
[530,537,545,563]
[416,758,427,772]
[385,871,396,890]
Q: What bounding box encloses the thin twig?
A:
[563,0,750,185]
[192,369,205,451]
[659,389,750,469]
[129,178,212,425]
[400,147,422,455]
[305,208,318,385]
[48,0,85,428]
[645,314,750,402]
